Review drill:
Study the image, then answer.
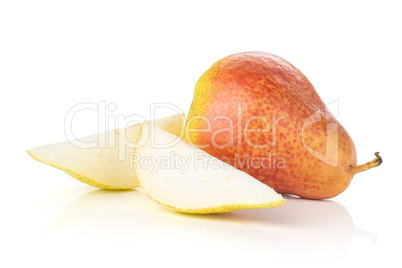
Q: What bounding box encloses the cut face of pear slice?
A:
[28,114,185,190]
[134,122,286,214]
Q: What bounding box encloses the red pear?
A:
[185,52,382,199]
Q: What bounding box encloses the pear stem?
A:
[349,152,383,175]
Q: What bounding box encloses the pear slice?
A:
[28,114,185,190]
[133,122,286,214]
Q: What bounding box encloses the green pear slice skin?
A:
[28,114,185,190]
[134,122,286,214]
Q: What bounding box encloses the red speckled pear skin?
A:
[185,52,358,199]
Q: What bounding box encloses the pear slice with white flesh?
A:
[28,113,185,190]
[133,122,286,214]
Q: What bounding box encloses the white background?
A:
[1,1,401,267]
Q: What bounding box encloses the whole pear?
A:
[185,52,382,199]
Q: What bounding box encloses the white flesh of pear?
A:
[28,114,184,189]
[134,122,286,214]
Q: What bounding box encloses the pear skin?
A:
[185,52,382,199]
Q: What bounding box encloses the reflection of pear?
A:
[233,196,355,258]
[137,196,356,260]
[28,114,184,190]
[39,189,139,234]
[41,188,370,262]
